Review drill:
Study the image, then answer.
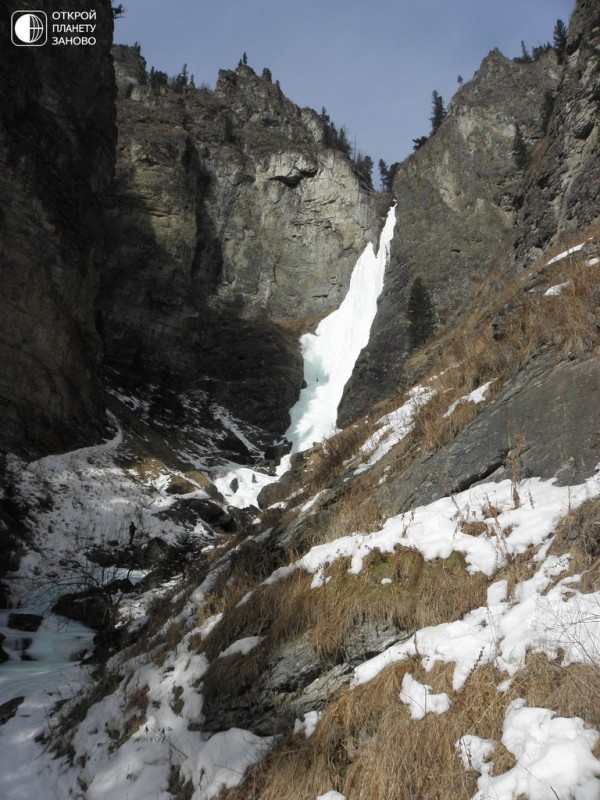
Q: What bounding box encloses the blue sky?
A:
[114,0,575,169]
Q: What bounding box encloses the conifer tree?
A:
[378,159,389,191]
[412,135,429,151]
[512,124,529,170]
[355,154,374,188]
[337,125,352,157]
[430,91,447,135]
[387,162,400,187]
[407,277,435,351]
[379,160,400,191]
[553,19,568,63]
[520,41,533,62]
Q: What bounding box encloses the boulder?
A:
[7,613,43,632]
[0,697,24,726]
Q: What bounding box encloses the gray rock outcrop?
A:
[512,0,600,265]
[202,622,408,736]
[358,351,600,523]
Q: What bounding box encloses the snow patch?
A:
[355,385,434,474]
[443,381,493,418]
[544,281,571,297]
[399,673,450,719]
[218,635,264,658]
[294,710,322,738]
[546,242,586,265]
[471,700,600,800]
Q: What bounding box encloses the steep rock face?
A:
[0,0,116,457]
[376,352,600,519]
[513,0,600,265]
[338,50,560,426]
[102,55,378,434]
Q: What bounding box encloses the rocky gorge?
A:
[0,1,600,798]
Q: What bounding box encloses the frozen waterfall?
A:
[286,205,396,452]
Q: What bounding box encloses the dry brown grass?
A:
[218,661,508,800]
[199,546,488,703]
[218,648,600,800]
[210,230,600,800]
[549,497,600,592]
[250,237,599,560]
[509,652,600,729]
[374,243,600,485]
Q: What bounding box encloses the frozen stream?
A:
[0,607,95,708]
[212,206,397,504]
[0,607,95,799]
[0,566,149,706]
[286,205,396,452]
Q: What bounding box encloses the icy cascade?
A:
[286,205,396,452]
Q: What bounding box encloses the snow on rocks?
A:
[316,792,347,800]
[266,474,600,590]
[218,635,264,658]
[213,454,292,510]
[294,709,322,738]
[184,728,273,800]
[355,385,434,474]
[443,381,493,418]
[5,420,211,604]
[260,470,600,698]
[543,281,572,296]
[63,612,273,800]
[546,242,586,266]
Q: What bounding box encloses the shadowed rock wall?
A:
[0,0,116,457]
[102,57,379,433]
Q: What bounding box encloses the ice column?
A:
[286,205,396,452]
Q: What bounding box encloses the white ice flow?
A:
[286,205,396,452]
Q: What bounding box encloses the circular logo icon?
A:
[14,13,44,43]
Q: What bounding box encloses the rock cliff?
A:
[338,49,561,426]
[0,0,116,457]
[512,0,600,265]
[101,56,378,433]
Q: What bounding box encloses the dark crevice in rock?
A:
[446,451,509,496]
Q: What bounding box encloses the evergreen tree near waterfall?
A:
[407,277,436,351]
[378,160,400,192]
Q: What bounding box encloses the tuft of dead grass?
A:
[549,497,600,592]
[509,652,600,729]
